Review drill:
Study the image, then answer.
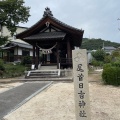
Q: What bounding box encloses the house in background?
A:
[87,46,117,64]
[1,40,33,62]
[102,46,116,55]
[0,26,33,62]
[87,50,96,64]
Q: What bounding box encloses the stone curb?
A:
[0,77,73,84]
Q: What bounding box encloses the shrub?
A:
[21,56,32,65]
[102,64,120,86]
[3,63,25,78]
[91,49,106,61]
[112,62,120,67]
[0,59,5,71]
[91,59,104,67]
[104,55,112,63]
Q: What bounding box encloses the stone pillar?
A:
[72,49,91,120]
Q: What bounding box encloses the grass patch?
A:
[0,63,25,78]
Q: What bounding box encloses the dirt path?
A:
[2,72,120,120]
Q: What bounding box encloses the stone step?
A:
[27,75,60,78]
[25,69,60,78]
[18,77,73,81]
[30,70,58,73]
[30,73,59,76]
[39,65,57,70]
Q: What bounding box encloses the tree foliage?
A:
[104,55,112,63]
[81,38,120,50]
[0,0,30,36]
[111,50,120,58]
[21,56,32,65]
[102,64,120,86]
[0,36,8,46]
[91,49,106,61]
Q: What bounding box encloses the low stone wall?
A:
[60,69,73,77]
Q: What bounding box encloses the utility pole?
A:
[117,18,120,31]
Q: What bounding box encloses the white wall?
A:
[15,48,33,56]
[14,47,22,55]
[30,50,33,56]
[1,26,11,37]
[2,26,27,37]
[87,52,93,64]
[16,27,27,34]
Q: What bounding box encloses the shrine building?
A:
[16,7,84,69]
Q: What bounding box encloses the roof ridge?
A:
[49,15,84,32]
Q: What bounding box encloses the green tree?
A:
[0,0,30,36]
[0,36,8,46]
[112,50,120,58]
[92,49,106,61]
[111,50,120,62]
[104,55,112,63]
[81,38,120,50]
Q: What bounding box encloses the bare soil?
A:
[1,71,120,120]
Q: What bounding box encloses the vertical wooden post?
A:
[72,49,91,120]
[43,54,44,64]
[1,51,3,59]
[33,45,35,64]
[38,47,40,64]
[56,42,59,69]
[67,39,71,65]
[17,46,18,61]
[36,46,39,69]
[67,39,71,59]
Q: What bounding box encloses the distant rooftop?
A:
[103,46,116,50]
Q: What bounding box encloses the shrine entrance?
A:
[16,7,84,69]
[38,44,57,65]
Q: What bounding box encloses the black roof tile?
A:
[24,31,66,40]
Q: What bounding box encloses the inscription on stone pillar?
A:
[72,49,91,120]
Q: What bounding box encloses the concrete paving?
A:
[0,81,51,120]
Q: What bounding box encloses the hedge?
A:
[102,64,120,86]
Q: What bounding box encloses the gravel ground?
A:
[1,72,120,120]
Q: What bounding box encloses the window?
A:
[22,50,30,56]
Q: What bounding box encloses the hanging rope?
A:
[36,42,57,54]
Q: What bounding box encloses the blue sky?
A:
[19,0,120,43]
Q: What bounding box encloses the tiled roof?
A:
[104,46,116,50]
[12,41,32,49]
[16,14,83,38]
[16,8,84,47]
[1,41,32,50]
[49,15,83,32]
[24,31,66,40]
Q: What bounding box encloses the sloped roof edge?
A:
[16,14,84,39]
